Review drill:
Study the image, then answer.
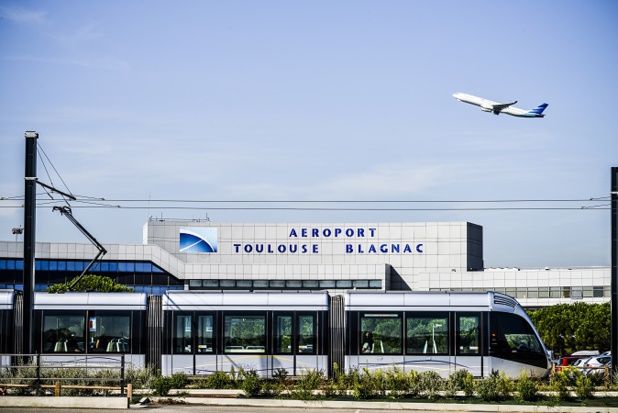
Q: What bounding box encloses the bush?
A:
[292,369,325,400]
[550,369,573,401]
[170,372,189,389]
[125,367,155,389]
[417,371,444,400]
[446,369,474,397]
[202,371,235,389]
[152,375,173,397]
[516,372,539,402]
[574,374,594,400]
[475,370,512,402]
[385,367,411,398]
[240,369,262,397]
[352,368,378,400]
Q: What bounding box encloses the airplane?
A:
[453,92,548,118]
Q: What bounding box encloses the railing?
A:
[0,353,130,397]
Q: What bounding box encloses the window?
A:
[224,314,266,353]
[298,314,316,354]
[43,312,85,353]
[89,311,131,353]
[274,314,292,354]
[490,312,547,368]
[173,314,192,354]
[360,313,402,354]
[457,313,480,355]
[197,315,214,353]
[406,312,448,355]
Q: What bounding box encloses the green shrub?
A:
[550,370,573,401]
[292,369,325,400]
[125,367,155,389]
[352,368,378,400]
[574,374,594,400]
[417,371,444,400]
[516,372,539,402]
[152,375,173,397]
[201,370,235,389]
[385,367,410,398]
[170,372,189,389]
[240,369,262,397]
[475,370,512,402]
[446,369,474,397]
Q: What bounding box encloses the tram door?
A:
[453,312,483,377]
[272,312,320,376]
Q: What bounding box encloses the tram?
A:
[1,290,551,378]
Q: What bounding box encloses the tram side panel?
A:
[161,293,329,378]
[33,293,148,369]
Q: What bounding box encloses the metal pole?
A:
[610,166,618,371]
[23,131,38,355]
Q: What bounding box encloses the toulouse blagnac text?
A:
[231,227,423,254]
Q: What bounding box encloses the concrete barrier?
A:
[0,396,129,409]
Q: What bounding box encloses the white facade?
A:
[0,219,610,308]
[145,220,483,291]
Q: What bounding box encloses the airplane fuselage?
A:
[453,92,547,118]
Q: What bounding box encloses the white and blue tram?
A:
[345,291,551,378]
[0,290,550,378]
[161,291,330,376]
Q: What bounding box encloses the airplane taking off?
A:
[453,92,548,118]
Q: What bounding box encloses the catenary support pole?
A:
[23,131,38,355]
[610,166,618,371]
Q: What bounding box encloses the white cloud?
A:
[0,5,46,24]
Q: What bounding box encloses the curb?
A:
[154,396,618,413]
[0,396,129,409]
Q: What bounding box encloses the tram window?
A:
[43,312,85,353]
[89,312,131,353]
[274,314,292,354]
[173,314,192,354]
[197,315,214,353]
[406,312,448,355]
[490,312,543,355]
[224,315,266,353]
[360,313,402,354]
[457,313,480,355]
[298,314,316,354]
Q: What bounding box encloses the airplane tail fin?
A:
[528,103,548,117]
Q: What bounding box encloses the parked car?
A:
[554,356,589,372]
[582,355,612,375]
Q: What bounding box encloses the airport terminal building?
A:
[0,219,610,308]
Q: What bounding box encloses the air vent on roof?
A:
[493,294,517,308]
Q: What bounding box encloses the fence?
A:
[0,353,131,398]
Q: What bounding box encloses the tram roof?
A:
[163,291,330,311]
[34,292,148,310]
[344,291,520,312]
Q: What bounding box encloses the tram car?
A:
[2,290,551,378]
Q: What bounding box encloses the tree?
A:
[46,274,134,293]
[528,302,610,356]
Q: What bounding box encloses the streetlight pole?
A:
[611,168,617,372]
[23,131,38,355]
[432,323,442,354]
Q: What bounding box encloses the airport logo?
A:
[180,227,218,253]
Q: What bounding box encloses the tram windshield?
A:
[490,312,547,368]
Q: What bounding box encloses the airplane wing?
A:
[491,101,517,112]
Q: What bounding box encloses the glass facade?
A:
[432,286,610,300]
[0,258,183,294]
[186,279,382,290]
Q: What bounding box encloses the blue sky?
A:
[1,1,617,268]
